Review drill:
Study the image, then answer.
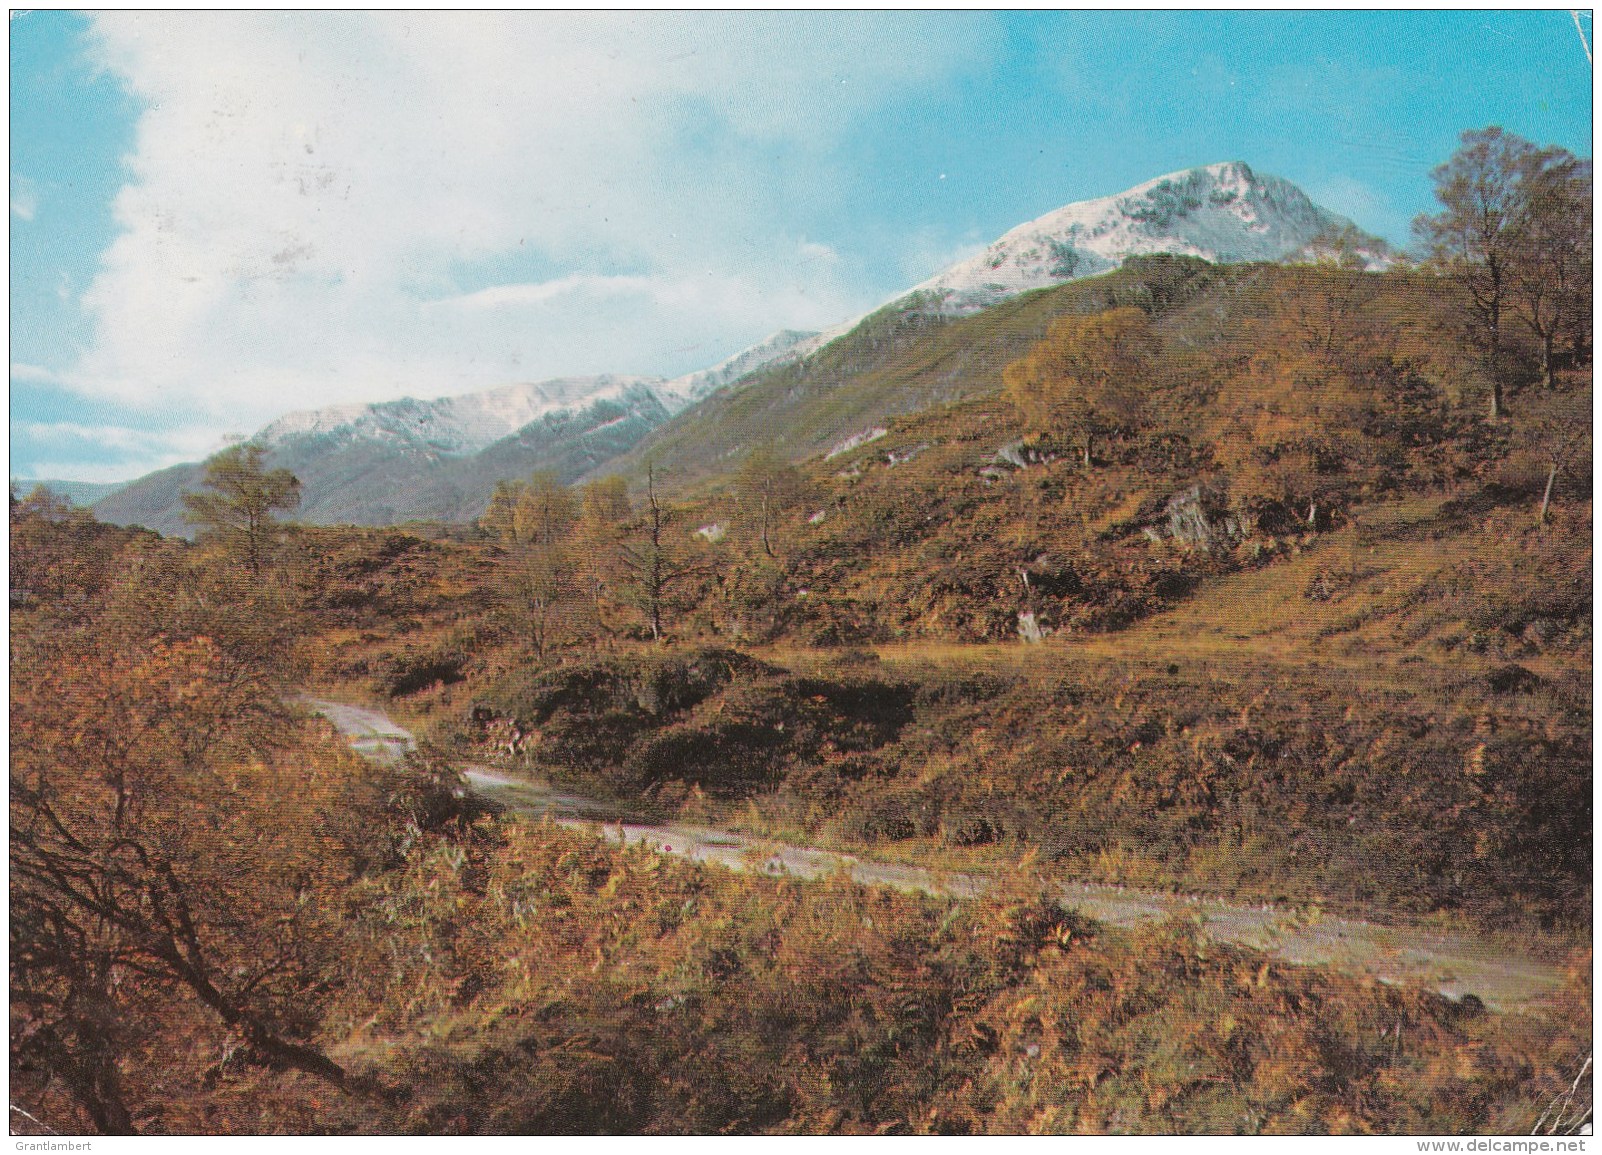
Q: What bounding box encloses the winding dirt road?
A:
[307,697,1566,1014]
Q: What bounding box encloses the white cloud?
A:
[441,274,659,312]
[66,12,998,442]
[23,458,178,485]
[21,420,166,453]
[11,178,38,221]
[10,362,60,384]
[16,419,231,482]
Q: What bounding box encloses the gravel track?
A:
[306,697,1565,1014]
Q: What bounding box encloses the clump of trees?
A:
[11,485,148,611]
[1414,126,1592,413]
[478,466,721,650]
[1002,306,1160,469]
[471,454,821,654]
[1208,261,1443,529]
[481,472,578,657]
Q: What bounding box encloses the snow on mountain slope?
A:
[93,326,847,534]
[257,375,668,457]
[91,160,1395,532]
[252,321,838,458]
[903,161,1382,315]
[657,329,823,411]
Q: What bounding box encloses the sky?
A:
[9,10,1594,484]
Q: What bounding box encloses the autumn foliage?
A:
[8,127,1592,1137]
[1003,306,1160,468]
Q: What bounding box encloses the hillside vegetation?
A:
[10,130,1592,1136]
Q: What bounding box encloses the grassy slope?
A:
[598,258,1241,493]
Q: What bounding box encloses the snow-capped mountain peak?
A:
[236,165,1378,463]
[903,161,1381,315]
[93,159,1394,536]
[251,323,841,460]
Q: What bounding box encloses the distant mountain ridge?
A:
[89,354,817,534]
[15,479,127,508]
[89,161,1380,533]
[256,375,666,459]
[656,329,825,409]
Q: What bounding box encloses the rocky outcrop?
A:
[980,440,1059,483]
[1154,485,1242,549]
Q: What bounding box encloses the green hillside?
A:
[601,256,1242,491]
[11,478,128,508]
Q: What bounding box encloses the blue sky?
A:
[10,10,1593,483]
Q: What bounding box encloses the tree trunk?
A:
[1539,462,1558,525]
[62,1037,137,1135]
[1487,290,1504,419]
[149,878,354,1095]
[1542,333,1556,390]
[244,1027,353,1089]
[590,580,615,639]
[83,1091,136,1136]
[182,963,352,1090]
[1082,437,1092,471]
[647,466,665,641]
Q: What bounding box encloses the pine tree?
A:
[180,443,301,576]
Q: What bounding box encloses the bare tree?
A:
[1509,151,1591,390]
[734,447,809,560]
[1415,127,1591,415]
[617,465,717,641]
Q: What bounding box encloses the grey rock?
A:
[1017,611,1048,644]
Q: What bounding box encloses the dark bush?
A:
[620,722,789,797]
[374,648,467,697]
[494,647,778,724]
[1486,663,1543,695]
